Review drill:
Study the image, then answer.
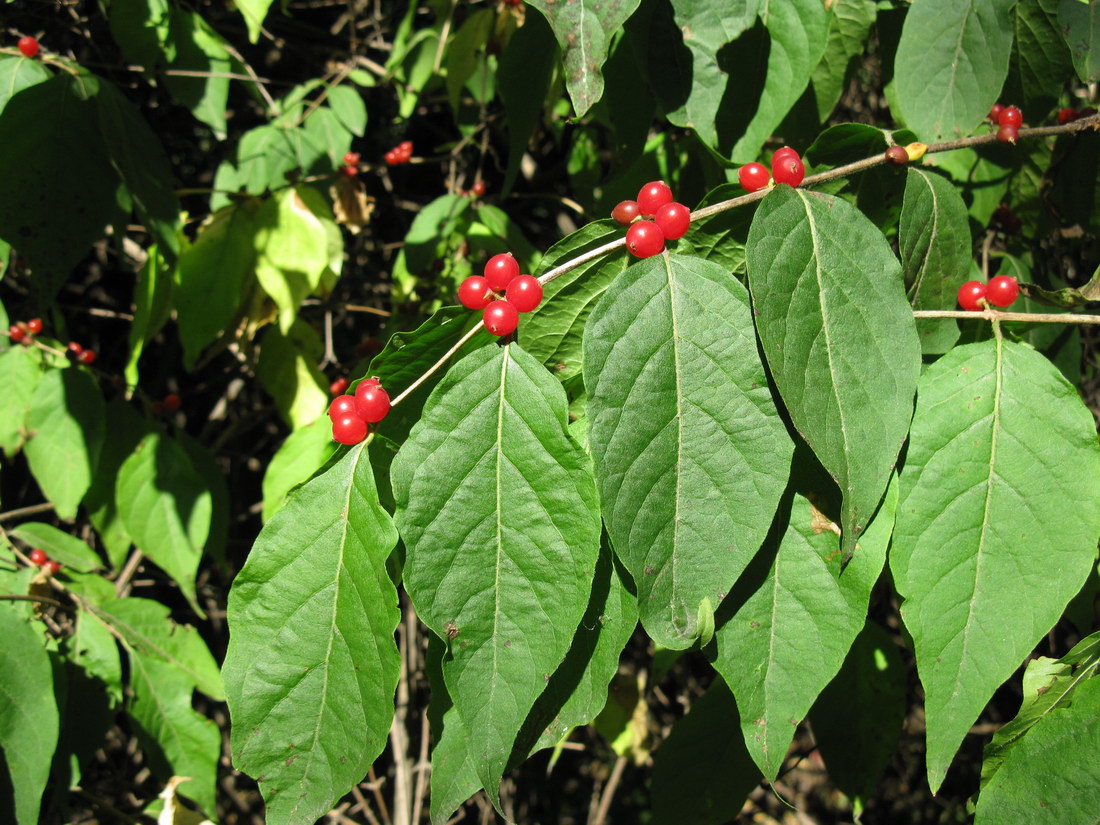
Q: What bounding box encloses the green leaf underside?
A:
[392,343,601,804]
[0,54,51,115]
[974,673,1100,824]
[746,186,920,556]
[1059,0,1100,84]
[893,0,1015,141]
[0,346,41,456]
[223,442,401,825]
[713,482,896,780]
[811,0,877,122]
[892,339,1100,793]
[900,167,971,354]
[0,606,58,825]
[584,253,792,649]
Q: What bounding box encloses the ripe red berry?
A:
[772,152,805,187]
[9,324,25,344]
[328,395,358,420]
[18,36,39,58]
[505,275,543,313]
[612,200,641,226]
[996,124,1019,144]
[67,341,83,357]
[339,164,358,178]
[43,559,61,576]
[29,548,47,566]
[988,103,1004,123]
[458,275,493,309]
[985,275,1019,308]
[360,376,381,388]
[636,181,673,216]
[484,253,520,290]
[470,180,486,197]
[998,106,1023,128]
[77,349,96,365]
[26,318,42,334]
[772,146,799,165]
[332,414,368,446]
[738,162,770,193]
[343,151,360,166]
[1058,108,1078,124]
[958,280,987,312]
[163,393,181,413]
[384,150,398,166]
[483,300,519,336]
[398,140,413,156]
[625,221,666,258]
[885,146,909,166]
[354,383,391,423]
[329,377,350,396]
[654,202,691,240]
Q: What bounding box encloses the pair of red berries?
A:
[989,104,1023,144]
[738,146,806,194]
[8,317,42,344]
[150,394,182,416]
[28,548,61,576]
[67,340,97,364]
[339,151,361,178]
[328,377,391,445]
[457,253,543,337]
[612,181,692,259]
[17,36,39,58]
[384,141,413,166]
[957,275,1019,311]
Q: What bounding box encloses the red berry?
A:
[985,275,1019,308]
[329,377,350,396]
[958,281,987,312]
[43,560,61,576]
[384,150,398,166]
[354,383,391,423]
[360,376,381,388]
[398,140,413,155]
[26,318,42,334]
[738,162,771,193]
[339,164,358,178]
[612,200,641,226]
[77,349,96,365]
[459,275,494,309]
[998,106,1023,128]
[636,181,673,216]
[625,221,666,258]
[470,180,486,197]
[9,324,25,344]
[17,36,38,58]
[484,253,520,290]
[884,146,909,166]
[996,124,1019,144]
[328,394,358,420]
[483,300,519,336]
[29,548,47,566]
[163,393,181,413]
[988,103,1004,123]
[332,414,368,446]
[1058,108,1078,124]
[67,341,83,357]
[505,275,543,313]
[654,202,691,240]
[772,146,799,165]
[772,152,805,187]
[343,151,360,166]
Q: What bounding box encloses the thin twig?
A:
[391,324,482,408]
[219,40,279,114]
[0,593,71,610]
[0,502,54,522]
[913,309,1100,323]
[590,755,627,825]
[114,549,145,597]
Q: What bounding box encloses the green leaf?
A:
[429,706,481,825]
[125,245,175,387]
[808,621,907,803]
[90,596,223,700]
[302,106,352,167]
[235,0,275,42]
[163,9,231,137]
[521,221,629,381]
[261,418,338,522]
[746,187,920,556]
[934,145,1014,226]
[9,523,101,573]
[24,367,106,521]
[176,430,229,570]
[326,85,367,136]
[70,608,124,706]
[894,0,1015,141]
[677,183,755,273]
[445,9,494,113]
[224,442,400,825]
[0,605,58,825]
[811,0,878,121]
[892,339,1100,793]
[0,346,42,456]
[0,75,120,290]
[116,433,211,615]
[256,321,329,429]
[129,655,220,817]
[1059,0,1100,83]
[649,678,760,825]
[974,672,1100,824]
[108,0,172,69]
[526,0,642,118]
[0,54,51,115]
[1005,0,1073,120]
[392,343,601,803]
[175,199,260,369]
[584,254,792,648]
[498,10,557,195]
[899,168,971,354]
[712,479,895,779]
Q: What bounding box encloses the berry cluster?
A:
[17,36,39,58]
[989,104,1023,144]
[340,151,360,178]
[328,377,390,445]
[384,141,413,166]
[150,393,181,416]
[8,317,43,345]
[66,340,97,365]
[28,547,61,577]
[737,147,806,195]
[611,180,692,259]
[957,275,1019,312]
[457,253,542,336]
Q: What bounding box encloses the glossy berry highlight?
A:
[354,384,391,423]
[611,200,640,226]
[958,281,987,312]
[26,318,42,334]
[18,36,39,58]
[458,276,493,309]
[654,202,691,240]
[343,151,360,166]
[329,377,349,396]
[997,106,1023,128]
[43,559,61,576]
[625,221,665,258]
[484,253,520,290]
[9,324,26,344]
[885,146,909,166]
[636,181,673,216]
[772,152,805,187]
[483,300,519,336]
[505,275,543,313]
[29,548,47,565]
[985,275,1019,308]
[328,395,357,420]
[738,162,770,193]
[332,414,368,446]
[997,124,1019,144]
